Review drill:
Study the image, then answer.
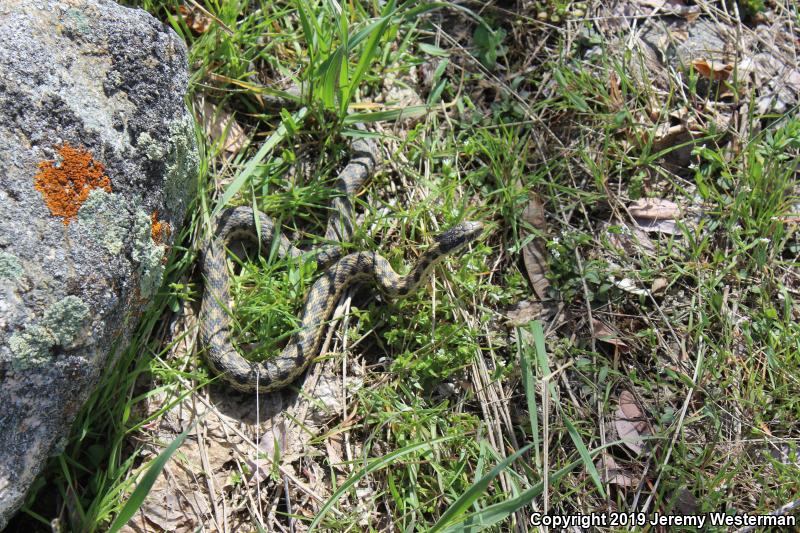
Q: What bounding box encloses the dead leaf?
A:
[178,4,213,34]
[629,199,681,235]
[595,455,639,487]
[506,300,546,326]
[651,277,668,293]
[669,28,689,42]
[692,59,733,82]
[142,491,190,531]
[521,195,551,300]
[634,217,680,235]
[604,222,655,256]
[592,318,630,353]
[629,198,680,220]
[635,0,700,17]
[522,194,548,230]
[258,419,287,460]
[614,390,648,454]
[611,276,650,297]
[325,433,345,472]
[195,97,247,154]
[246,458,274,486]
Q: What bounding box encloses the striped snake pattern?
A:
[199,137,482,392]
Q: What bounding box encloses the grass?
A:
[9,0,800,532]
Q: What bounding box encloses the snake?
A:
[199,137,483,392]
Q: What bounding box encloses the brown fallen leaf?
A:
[692,59,734,82]
[634,217,680,235]
[628,198,680,220]
[636,0,700,17]
[614,390,649,454]
[603,222,655,256]
[651,277,669,294]
[195,97,247,154]
[521,195,551,300]
[674,488,699,514]
[592,318,630,353]
[178,4,213,34]
[595,454,639,487]
[325,433,346,473]
[506,299,546,327]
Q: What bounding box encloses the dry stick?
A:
[254,376,266,533]
[192,393,225,532]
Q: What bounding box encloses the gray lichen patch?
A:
[78,189,130,255]
[8,296,90,369]
[42,296,90,346]
[79,189,171,300]
[163,115,199,216]
[9,325,55,367]
[131,210,165,298]
[137,131,166,161]
[0,251,23,281]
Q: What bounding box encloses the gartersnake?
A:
[199,138,482,392]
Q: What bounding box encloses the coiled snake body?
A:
[200,138,482,392]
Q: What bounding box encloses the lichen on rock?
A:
[42,296,90,346]
[137,131,166,161]
[131,209,166,298]
[0,0,196,525]
[0,251,23,281]
[163,115,199,216]
[8,296,90,369]
[78,189,131,255]
[33,143,112,225]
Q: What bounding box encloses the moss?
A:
[131,209,165,298]
[163,115,199,217]
[0,251,23,281]
[9,296,89,369]
[78,189,130,255]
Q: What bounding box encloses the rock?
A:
[0,0,197,527]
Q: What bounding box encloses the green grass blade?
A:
[106,423,194,533]
[518,325,541,470]
[438,458,583,533]
[430,443,532,533]
[344,1,395,108]
[308,435,454,531]
[563,415,606,499]
[342,105,429,124]
[530,320,557,399]
[210,107,308,220]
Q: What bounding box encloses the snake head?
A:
[435,221,484,255]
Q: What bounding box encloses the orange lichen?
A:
[34,143,111,225]
[150,210,172,245]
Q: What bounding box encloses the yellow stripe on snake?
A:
[200,138,483,392]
